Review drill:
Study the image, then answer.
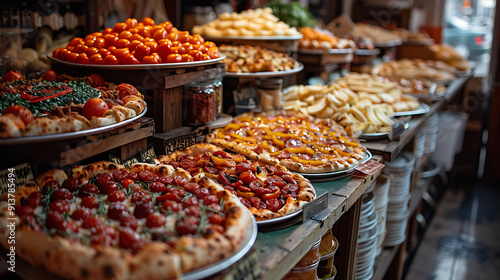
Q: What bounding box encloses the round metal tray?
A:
[405,90,448,101]
[295,150,372,180]
[183,216,257,280]
[373,39,403,48]
[204,34,303,41]
[0,108,147,145]
[355,48,381,56]
[298,48,354,55]
[224,62,303,78]
[360,131,389,140]
[48,54,225,69]
[256,209,303,227]
[392,103,430,117]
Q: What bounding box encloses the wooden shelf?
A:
[372,244,402,280]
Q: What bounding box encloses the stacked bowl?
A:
[413,130,426,171]
[355,192,379,280]
[382,152,415,247]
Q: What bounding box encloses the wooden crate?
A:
[52,62,225,133]
[0,118,154,167]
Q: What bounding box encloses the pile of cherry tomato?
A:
[52,17,220,65]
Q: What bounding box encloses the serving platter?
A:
[48,54,226,69]
[405,90,448,101]
[354,49,381,56]
[373,39,403,48]
[204,34,303,41]
[295,150,372,181]
[392,103,430,117]
[183,216,258,280]
[256,209,303,227]
[298,48,354,55]
[0,108,147,145]
[224,62,304,78]
[1,216,257,280]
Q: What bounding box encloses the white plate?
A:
[392,103,431,117]
[295,150,372,179]
[48,54,225,69]
[0,108,147,145]
[204,34,303,41]
[224,63,304,78]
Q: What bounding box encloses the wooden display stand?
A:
[52,62,225,133]
[298,50,354,83]
[0,118,154,168]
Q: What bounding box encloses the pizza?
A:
[206,111,367,174]
[0,70,147,138]
[156,143,316,221]
[0,161,252,280]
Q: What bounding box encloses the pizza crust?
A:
[71,161,125,182]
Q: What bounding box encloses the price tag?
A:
[163,132,198,155]
[326,14,356,37]
[223,250,260,280]
[302,192,329,222]
[233,87,259,115]
[355,159,385,175]
[0,163,33,194]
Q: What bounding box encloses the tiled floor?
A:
[405,179,500,280]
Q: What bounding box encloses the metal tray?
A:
[405,90,448,101]
[373,39,403,48]
[0,108,147,145]
[224,62,304,78]
[299,48,354,55]
[204,34,303,41]
[48,54,225,69]
[183,216,257,280]
[360,131,389,140]
[295,150,372,179]
[392,103,430,117]
[355,49,381,56]
[256,209,303,227]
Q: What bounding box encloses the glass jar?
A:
[283,261,319,280]
[213,77,223,114]
[183,82,215,125]
[296,239,321,268]
[319,228,334,256]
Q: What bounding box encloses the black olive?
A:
[256,166,262,173]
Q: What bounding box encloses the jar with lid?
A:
[183,81,215,125]
[213,77,223,114]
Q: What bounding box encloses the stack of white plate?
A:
[423,113,439,154]
[355,193,379,280]
[373,174,391,255]
[413,130,426,171]
[383,152,415,247]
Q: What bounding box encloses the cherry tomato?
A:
[157,42,172,61]
[74,44,88,54]
[71,208,91,220]
[86,47,99,57]
[116,38,130,48]
[104,35,118,48]
[68,37,84,46]
[130,33,144,42]
[129,40,143,52]
[125,18,138,28]
[176,216,199,236]
[113,169,130,182]
[146,213,166,228]
[192,34,205,44]
[102,27,113,35]
[85,73,103,88]
[141,17,155,26]
[120,178,134,189]
[204,41,216,48]
[75,53,90,64]
[153,28,167,41]
[122,53,141,64]
[98,48,111,57]
[84,39,95,47]
[108,203,129,220]
[41,70,58,82]
[128,27,138,34]
[177,33,190,43]
[119,228,144,250]
[82,98,109,119]
[165,53,181,63]
[62,177,81,192]
[93,37,106,49]
[104,54,119,65]
[188,50,203,61]
[52,48,65,59]
[113,48,130,63]
[162,21,173,33]
[134,44,151,61]
[138,25,153,38]
[144,41,157,52]
[119,214,138,230]
[179,54,193,62]
[84,34,97,41]
[166,32,178,41]
[119,30,132,40]
[113,22,128,33]
[207,47,219,58]
[89,53,104,64]
[66,52,79,63]
[3,71,24,83]
[201,54,211,60]
[208,213,225,225]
